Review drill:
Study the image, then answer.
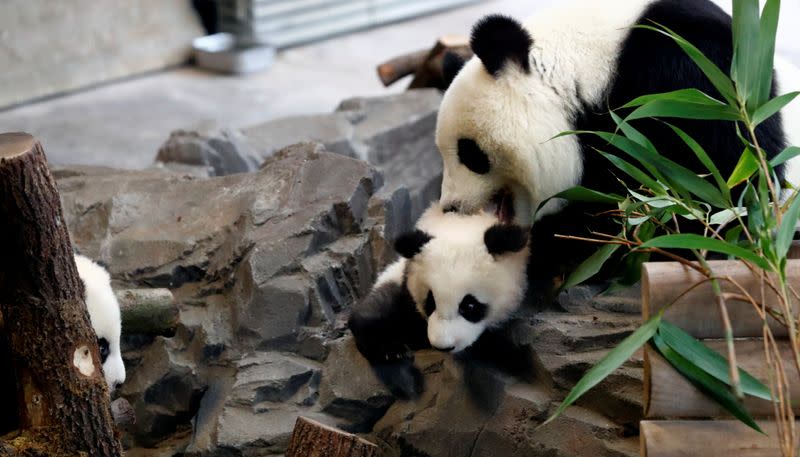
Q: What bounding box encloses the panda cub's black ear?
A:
[484,224,529,256]
[442,52,466,89]
[470,14,532,77]
[395,230,433,259]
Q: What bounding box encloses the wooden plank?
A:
[644,340,799,418]
[285,416,378,457]
[642,260,800,338]
[641,420,794,456]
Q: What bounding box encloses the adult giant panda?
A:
[436,0,800,279]
[74,254,126,393]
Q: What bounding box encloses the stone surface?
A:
[155,129,262,177]
[59,140,644,456]
[0,0,203,108]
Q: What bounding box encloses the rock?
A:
[155,128,262,177]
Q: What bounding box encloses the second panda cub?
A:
[349,203,530,369]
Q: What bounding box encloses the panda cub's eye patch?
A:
[424,291,436,316]
[98,337,110,363]
[457,139,491,175]
[458,294,488,323]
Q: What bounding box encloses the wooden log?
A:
[642,260,800,338]
[408,34,471,90]
[115,288,178,335]
[644,339,799,418]
[285,416,378,457]
[0,133,122,455]
[640,420,795,456]
[377,49,430,86]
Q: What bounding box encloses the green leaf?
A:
[610,111,657,153]
[561,243,621,290]
[542,312,663,427]
[776,184,800,258]
[770,146,800,167]
[658,321,771,400]
[667,124,729,200]
[637,24,737,105]
[732,0,762,109]
[752,91,799,126]
[727,147,760,189]
[710,208,747,226]
[652,332,764,434]
[554,186,625,205]
[624,99,740,122]
[754,0,781,111]
[639,234,771,270]
[597,151,663,193]
[621,88,729,109]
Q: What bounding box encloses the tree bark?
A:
[285,417,378,457]
[0,133,122,455]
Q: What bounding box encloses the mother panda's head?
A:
[395,206,530,353]
[436,14,586,227]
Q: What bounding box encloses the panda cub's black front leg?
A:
[349,279,429,363]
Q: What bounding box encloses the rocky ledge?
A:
[56,91,645,456]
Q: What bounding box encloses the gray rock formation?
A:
[154,90,443,224]
[60,138,643,456]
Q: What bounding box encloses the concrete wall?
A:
[0,0,204,108]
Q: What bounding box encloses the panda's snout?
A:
[442,202,461,214]
[433,345,456,352]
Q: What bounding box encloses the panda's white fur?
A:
[74,254,126,392]
[437,0,800,227]
[350,203,530,363]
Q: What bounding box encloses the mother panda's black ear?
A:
[470,14,532,77]
[484,224,528,256]
[394,230,433,259]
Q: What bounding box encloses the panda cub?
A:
[349,203,530,380]
[74,254,126,393]
[436,0,800,277]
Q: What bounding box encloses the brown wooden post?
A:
[285,416,379,457]
[0,133,122,455]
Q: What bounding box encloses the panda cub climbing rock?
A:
[74,254,126,393]
[436,0,800,277]
[349,203,530,389]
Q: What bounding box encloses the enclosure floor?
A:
[0,0,797,169]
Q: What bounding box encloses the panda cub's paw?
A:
[372,359,425,400]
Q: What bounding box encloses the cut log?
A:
[642,260,800,338]
[115,288,178,335]
[644,340,799,418]
[376,35,471,90]
[0,133,122,455]
[285,416,378,457]
[377,49,430,86]
[640,420,794,456]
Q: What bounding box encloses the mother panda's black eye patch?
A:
[425,290,436,316]
[457,139,491,175]
[459,294,488,323]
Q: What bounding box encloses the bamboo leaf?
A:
[637,24,737,105]
[732,0,761,109]
[667,123,729,200]
[727,147,760,189]
[624,99,740,122]
[541,313,663,427]
[658,321,771,400]
[752,91,799,126]
[769,146,800,167]
[652,332,764,434]
[561,242,621,290]
[621,88,729,109]
[639,234,772,270]
[597,151,663,193]
[754,0,781,111]
[554,186,625,205]
[776,184,800,258]
[610,111,657,153]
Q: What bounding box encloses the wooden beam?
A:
[640,420,794,456]
[285,416,378,457]
[644,340,799,418]
[642,260,800,338]
[115,288,178,335]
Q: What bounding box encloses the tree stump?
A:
[285,417,378,457]
[0,133,122,455]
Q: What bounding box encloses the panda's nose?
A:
[442,203,461,214]
[434,345,456,352]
